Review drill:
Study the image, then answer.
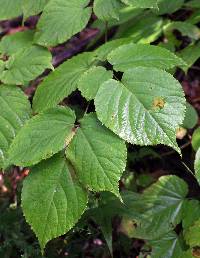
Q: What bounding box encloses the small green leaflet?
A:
[0,30,34,56]
[77,66,113,100]
[95,67,186,153]
[194,148,200,185]
[93,0,123,21]
[21,153,88,251]
[182,102,198,129]
[108,43,186,71]
[0,0,22,20]
[34,0,92,47]
[0,85,31,169]
[8,107,75,167]
[22,0,50,19]
[33,52,95,113]
[121,0,158,8]
[1,46,53,85]
[66,113,127,197]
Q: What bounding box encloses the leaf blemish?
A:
[153,97,165,109]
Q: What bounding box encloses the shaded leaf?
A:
[121,0,158,8]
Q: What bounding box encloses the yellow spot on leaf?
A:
[153,97,165,109]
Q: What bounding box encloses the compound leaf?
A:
[0,85,31,169]
[8,107,75,167]
[95,67,186,153]
[34,0,92,47]
[22,153,88,250]
[66,113,127,197]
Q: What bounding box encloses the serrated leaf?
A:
[1,46,53,85]
[33,52,95,113]
[95,68,186,153]
[34,0,92,47]
[77,66,113,101]
[0,0,22,20]
[149,231,183,258]
[182,200,200,231]
[94,38,133,61]
[22,153,88,250]
[121,0,158,8]
[121,175,188,239]
[108,43,185,71]
[22,0,50,19]
[8,107,75,167]
[66,113,127,197]
[0,85,31,169]
[0,30,34,56]
[93,0,123,21]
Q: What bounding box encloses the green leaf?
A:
[34,0,92,47]
[0,30,34,56]
[121,0,158,8]
[0,85,31,169]
[66,113,127,197]
[149,231,183,258]
[108,43,185,71]
[182,200,200,231]
[93,0,123,21]
[33,52,95,113]
[178,42,200,72]
[115,14,165,44]
[77,66,113,100]
[164,21,200,41]
[182,102,198,129]
[192,128,200,151]
[0,0,22,20]
[154,0,184,14]
[21,153,88,250]
[185,0,200,8]
[1,46,53,85]
[95,68,186,153]
[8,107,75,167]
[194,148,200,185]
[94,38,133,61]
[22,0,49,19]
[122,175,188,239]
[184,218,200,248]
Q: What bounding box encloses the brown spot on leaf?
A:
[153,97,165,109]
